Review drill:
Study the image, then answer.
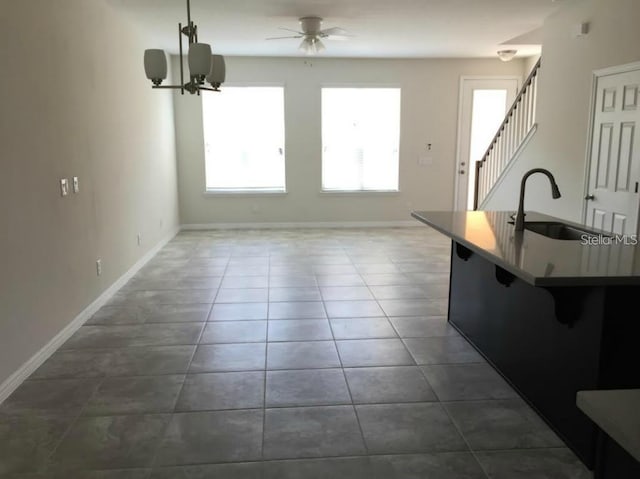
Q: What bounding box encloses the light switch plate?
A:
[72,176,79,193]
[60,179,69,197]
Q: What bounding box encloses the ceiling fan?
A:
[267,17,351,54]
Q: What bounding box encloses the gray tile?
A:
[0,415,74,475]
[269,287,322,302]
[0,379,101,416]
[215,288,269,303]
[176,372,264,411]
[390,317,459,338]
[336,339,414,367]
[330,318,397,340]
[151,462,262,479]
[268,301,326,319]
[324,300,384,318]
[123,277,221,291]
[263,406,366,459]
[200,321,267,343]
[267,341,340,370]
[109,290,216,306]
[2,468,152,479]
[142,304,212,324]
[370,452,486,479]
[83,375,184,415]
[309,255,351,265]
[224,265,270,276]
[356,403,467,454]
[421,363,517,401]
[269,265,315,276]
[266,369,351,407]
[269,275,317,288]
[59,470,152,479]
[228,256,269,266]
[87,306,148,325]
[62,323,204,349]
[268,319,333,341]
[368,285,430,300]
[31,350,114,379]
[444,399,565,450]
[345,367,436,404]
[189,343,266,372]
[356,264,402,274]
[220,276,269,289]
[379,299,447,316]
[264,457,372,478]
[208,303,268,321]
[316,274,365,287]
[362,274,414,286]
[50,414,170,470]
[155,410,263,465]
[320,286,374,301]
[109,346,195,376]
[313,264,359,275]
[350,255,391,264]
[404,337,483,365]
[475,448,591,479]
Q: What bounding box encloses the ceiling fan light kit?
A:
[300,37,326,55]
[143,0,226,95]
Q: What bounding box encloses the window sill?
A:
[204,189,287,197]
[319,190,401,196]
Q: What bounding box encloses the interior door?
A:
[455,78,519,210]
[586,68,640,235]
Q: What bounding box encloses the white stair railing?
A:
[474,58,541,210]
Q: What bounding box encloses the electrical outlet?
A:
[137,234,142,246]
[60,179,69,197]
[72,176,79,193]
[96,259,102,276]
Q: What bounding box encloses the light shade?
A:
[188,43,213,78]
[144,49,167,85]
[299,37,325,55]
[497,49,517,62]
[206,55,226,86]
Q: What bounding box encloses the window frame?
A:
[320,84,402,193]
[201,83,288,195]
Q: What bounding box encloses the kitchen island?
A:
[411,210,640,475]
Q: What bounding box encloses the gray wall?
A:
[173,56,525,225]
[485,0,640,220]
[0,0,179,388]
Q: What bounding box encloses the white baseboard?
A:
[0,226,180,405]
[181,220,421,230]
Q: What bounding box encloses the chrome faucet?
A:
[514,168,562,231]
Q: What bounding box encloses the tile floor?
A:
[0,227,592,478]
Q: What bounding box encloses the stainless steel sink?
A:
[523,221,609,240]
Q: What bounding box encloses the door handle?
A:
[585,194,595,201]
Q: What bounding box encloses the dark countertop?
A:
[411,210,640,287]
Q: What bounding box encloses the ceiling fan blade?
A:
[278,27,304,35]
[266,35,303,40]
[319,27,352,39]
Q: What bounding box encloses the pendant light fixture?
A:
[144,0,226,95]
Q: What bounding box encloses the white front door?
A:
[455,78,519,211]
[585,66,640,235]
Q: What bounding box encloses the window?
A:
[322,88,401,191]
[202,86,286,192]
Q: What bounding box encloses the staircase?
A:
[473,58,542,210]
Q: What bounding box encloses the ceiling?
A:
[108,0,562,59]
